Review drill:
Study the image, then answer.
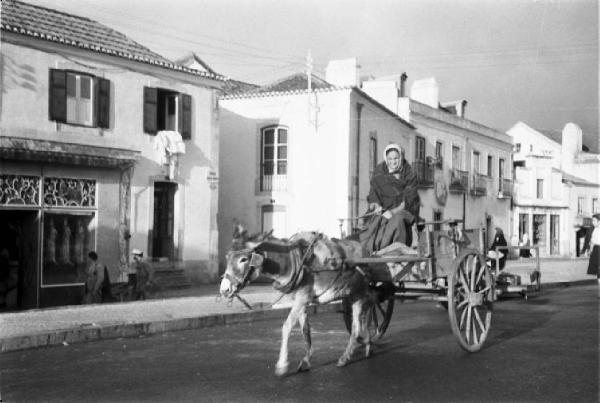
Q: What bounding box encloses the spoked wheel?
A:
[342,286,395,343]
[448,249,493,352]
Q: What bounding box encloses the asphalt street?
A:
[1,285,597,403]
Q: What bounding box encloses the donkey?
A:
[219,229,378,376]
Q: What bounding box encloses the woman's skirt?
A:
[587,245,599,276]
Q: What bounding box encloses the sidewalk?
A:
[1,257,596,353]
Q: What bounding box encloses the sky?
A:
[26,0,599,151]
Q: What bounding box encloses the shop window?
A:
[143,87,192,139]
[42,213,96,286]
[49,69,110,128]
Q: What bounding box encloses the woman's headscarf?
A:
[383,143,402,161]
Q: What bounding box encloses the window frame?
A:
[260,125,288,191]
[452,145,462,170]
[415,136,426,162]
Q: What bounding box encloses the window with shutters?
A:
[49,69,110,128]
[260,126,287,191]
[143,87,192,139]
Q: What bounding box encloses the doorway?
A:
[0,210,39,310]
[152,182,176,259]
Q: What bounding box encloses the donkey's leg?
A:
[337,299,362,367]
[275,300,302,376]
[296,304,313,372]
[362,300,373,358]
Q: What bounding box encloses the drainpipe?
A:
[353,102,364,230]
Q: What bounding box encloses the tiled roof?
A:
[0,0,225,81]
[251,73,334,94]
[221,79,261,96]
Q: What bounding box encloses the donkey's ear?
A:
[232,221,248,241]
[245,240,263,250]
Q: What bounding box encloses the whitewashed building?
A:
[0,0,224,308]
[363,76,514,248]
[507,121,600,256]
[218,59,417,266]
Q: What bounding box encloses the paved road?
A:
[1,285,597,403]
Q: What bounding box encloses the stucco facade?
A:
[507,121,600,257]
[0,12,223,308]
[219,85,415,269]
[364,77,514,248]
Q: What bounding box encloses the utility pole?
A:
[306,49,312,92]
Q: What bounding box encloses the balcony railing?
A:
[449,169,468,193]
[498,178,513,198]
[470,172,488,196]
[413,159,434,187]
[260,162,287,191]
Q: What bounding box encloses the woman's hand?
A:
[369,203,383,215]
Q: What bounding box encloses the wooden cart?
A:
[340,219,494,352]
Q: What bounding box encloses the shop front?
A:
[0,138,138,309]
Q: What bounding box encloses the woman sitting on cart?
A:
[360,143,420,254]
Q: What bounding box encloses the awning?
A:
[0,136,140,168]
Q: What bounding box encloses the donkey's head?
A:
[219,226,273,298]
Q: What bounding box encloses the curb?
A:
[0,302,342,353]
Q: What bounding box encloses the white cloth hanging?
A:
[154,130,186,164]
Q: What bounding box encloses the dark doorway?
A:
[152,182,176,259]
[0,210,39,310]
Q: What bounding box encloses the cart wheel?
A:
[448,248,493,352]
[342,293,394,343]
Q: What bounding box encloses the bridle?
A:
[223,249,260,293]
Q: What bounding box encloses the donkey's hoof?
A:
[297,359,311,372]
[365,344,372,358]
[336,356,350,367]
[275,363,289,377]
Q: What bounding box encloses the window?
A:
[143,87,192,139]
[515,143,521,152]
[593,198,599,214]
[260,126,288,191]
[472,151,480,174]
[537,179,544,199]
[533,214,546,246]
[487,155,493,177]
[49,69,110,128]
[452,146,461,170]
[415,136,426,162]
[433,210,443,232]
[499,158,505,179]
[369,133,378,178]
[435,141,443,167]
[578,196,585,215]
[261,205,286,238]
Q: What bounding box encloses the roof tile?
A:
[1,0,225,81]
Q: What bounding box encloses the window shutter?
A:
[48,69,67,122]
[143,87,158,135]
[179,93,192,140]
[96,77,111,128]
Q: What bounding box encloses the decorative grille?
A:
[43,177,96,207]
[0,175,40,205]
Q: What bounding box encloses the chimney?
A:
[440,99,468,117]
[399,72,408,97]
[325,58,361,87]
[410,77,439,108]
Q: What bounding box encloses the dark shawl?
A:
[367,160,420,220]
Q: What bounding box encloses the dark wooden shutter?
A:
[179,93,192,140]
[48,69,67,122]
[143,87,158,135]
[96,77,110,128]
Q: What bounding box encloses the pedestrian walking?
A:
[586,214,600,285]
[83,251,104,304]
[129,249,153,300]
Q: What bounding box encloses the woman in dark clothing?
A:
[360,144,420,254]
[489,227,508,270]
[586,214,600,281]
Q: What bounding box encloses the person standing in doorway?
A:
[83,251,104,304]
[130,249,153,300]
[489,227,508,271]
[586,214,600,287]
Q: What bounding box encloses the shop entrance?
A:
[0,210,39,310]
